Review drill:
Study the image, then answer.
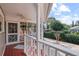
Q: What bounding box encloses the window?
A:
[8,23,17,33]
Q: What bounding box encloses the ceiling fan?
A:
[16,13,30,20]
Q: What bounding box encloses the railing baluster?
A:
[24,35,78,56]
[43,43,45,56]
[48,46,50,56]
[55,49,57,56]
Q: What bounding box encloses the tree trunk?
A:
[55,31,60,44]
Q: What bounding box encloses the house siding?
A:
[0,32,5,56]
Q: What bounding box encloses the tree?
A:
[51,21,64,31]
[51,20,64,43]
[47,17,71,43]
[63,24,70,30]
[47,17,56,30]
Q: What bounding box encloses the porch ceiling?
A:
[0,3,37,23]
[0,3,52,23]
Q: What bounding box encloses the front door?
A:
[6,21,19,45]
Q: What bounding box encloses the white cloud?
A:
[57,15,79,25]
[59,4,71,12]
[51,3,57,11]
[49,3,79,25]
[74,14,78,17]
[50,4,71,16]
[57,16,72,25]
[54,11,61,16]
[52,3,57,9]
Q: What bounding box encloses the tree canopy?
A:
[47,17,69,31]
[51,21,64,31]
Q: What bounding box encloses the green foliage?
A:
[48,17,56,20]
[61,34,79,45]
[47,17,56,30]
[62,30,70,34]
[44,32,55,39]
[45,17,79,45]
[44,31,79,45]
[71,32,79,35]
[51,21,64,31]
[63,24,70,30]
[47,17,70,31]
[47,24,50,29]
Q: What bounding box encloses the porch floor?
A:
[4,43,26,56]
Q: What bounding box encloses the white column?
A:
[24,31,26,54]
[36,3,41,56]
[40,19,44,40]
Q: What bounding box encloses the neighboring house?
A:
[75,20,79,26]
[70,26,79,32]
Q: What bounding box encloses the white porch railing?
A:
[24,35,79,56]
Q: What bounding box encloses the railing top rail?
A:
[26,35,79,56]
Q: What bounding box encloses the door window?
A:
[8,23,17,33]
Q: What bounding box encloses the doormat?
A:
[14,45,24,49]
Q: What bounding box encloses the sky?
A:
[48,3,79,25]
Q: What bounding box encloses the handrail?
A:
[25,35,79,56]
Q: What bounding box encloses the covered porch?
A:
[0,3,79,56]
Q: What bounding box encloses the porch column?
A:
[36,3,41,56]
[40,19,44,40]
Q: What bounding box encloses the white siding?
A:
[0,32,5,56]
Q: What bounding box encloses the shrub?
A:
[71,32,79,35]
[44,31,79,45]
[76,32,79,35]
[44,32,56,39]
[60,34,79,45]
[62,30,70,34]
[60,32,66,41]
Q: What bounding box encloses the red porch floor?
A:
[4,43,26,56]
